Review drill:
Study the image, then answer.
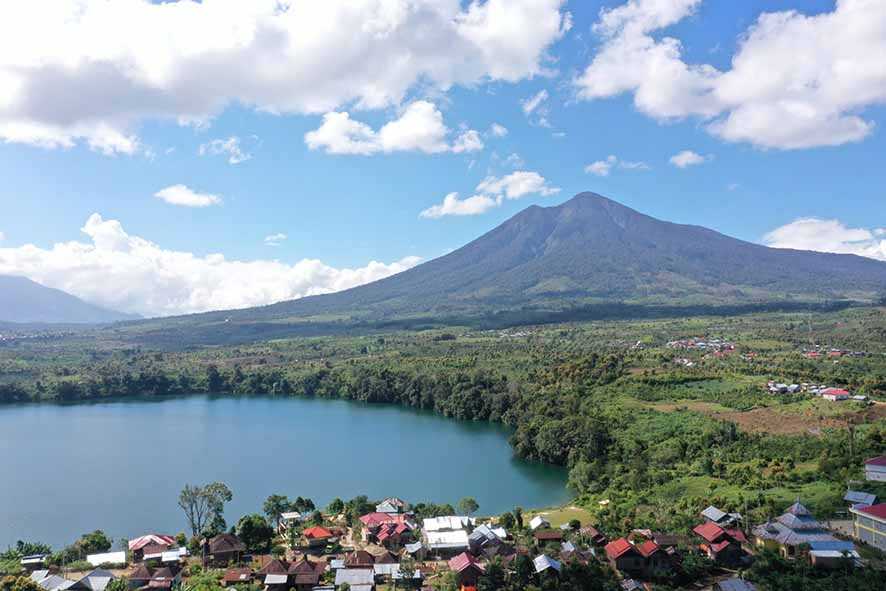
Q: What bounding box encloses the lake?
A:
[0,395,568,548]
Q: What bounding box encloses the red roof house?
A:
[448,552,484,588]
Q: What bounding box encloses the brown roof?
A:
[287,560,317,575]
[293,573,320,586]
[374,551,398,564]
[257,559,290,575]
[129,565,153,581]
[208,534,246,554]
[345,550,374,567]
[534,529,563,541]
[222,568,253,583]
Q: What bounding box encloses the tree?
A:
[498,512,515,530]
[457,497,479,516]
[326,498,345,515]
[513,507,524,530]
[76,531,112,555]
[104,579,128,591]
[178,482,233,538]
[235,514,274,553]
[263,495,290,531]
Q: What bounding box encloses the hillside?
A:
[0,275,137,324]
[120,192,886,344]
[233,192,886,316]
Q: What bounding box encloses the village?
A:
[6,453,886,591]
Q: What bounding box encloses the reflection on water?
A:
[0,395,568,547]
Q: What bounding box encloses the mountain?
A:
[232,192,886,317]
[128,192,886,344]
[0,275,138,324]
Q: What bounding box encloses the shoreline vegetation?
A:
[3,307,886,589]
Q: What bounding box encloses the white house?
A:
[866,456,886,482]
[529,516,550,531]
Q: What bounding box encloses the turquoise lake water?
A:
[0,395,568,548]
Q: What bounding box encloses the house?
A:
[68,569,117,591]
[375,522,412,548]
[403,542,427,561]
[714,579,757,591]
[278,511,303,533]
[579,526,608,546]
[821,388,850,401]
[288,560,323,590]
[375,497,408,514]
[344,550,375,568]
[422,516,474,532]
[334,568,374,591]
[204,534,246,566]
[30,571,73,591]
[533,529,563,544]
[850,502,886,551]
[604,538,645,576]
[448,552,484,589]
[620,579,643,591]
[86,552,126,568]
[425,529,470,555]
[129,535,177,562]
[529,516,550,531]
[468,524,505,554]
[144,566,181,590]
[532,555,561,576]
[807,541,861,568]
[844,490,877,508]
[701,505,741,527]
[865,456,886,482]
[303,526,336,548]
[129,565,154,590]
[692,522,747,566]
[752,500,841,559]
[220,567,253,587]
[20,554,49,571]
[635,540,670,576]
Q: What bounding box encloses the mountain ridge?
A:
[0,275,138,324]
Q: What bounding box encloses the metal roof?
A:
[533,555,561,573]
[844,490,877,505]
[422,516,473,531]
[334,568,374,586]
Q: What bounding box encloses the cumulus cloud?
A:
[154,184,222,208]
[0,0,569,154]
[304,101,482,155]
[585,154,649,176]
[422,170,558,218]
[264,233,287,246]
[0,214,421,316]
[669,149,712,168]
[198,136,252,164]
[575,0,886,150]
[489,123,509,137]
[763,218,886,260]
[419,192,498,218]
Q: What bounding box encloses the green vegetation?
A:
[3,307,886,538]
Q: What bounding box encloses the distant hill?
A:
[125,192,886,345]
[0,275,137,323]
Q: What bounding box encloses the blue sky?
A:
[0,0,883,317]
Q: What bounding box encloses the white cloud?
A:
[452,129,484,154]
[476,170,559,199]
[0,214,421,316]
[505,153,525,168]
[0,231,4,241]
[489,123,509,137]
[521,89,549,115]
[575,0,886,150]
[669,149,712,168]
[763,218,886,261]
[0,0,569,154]
[264,233,287,246]
[421,170,559,219]
[154,184,222,208]
[199,136,252,164]
[585,155,616,177]
[419,192,498,219]
[304,101,481,155]
[585,154,649,176]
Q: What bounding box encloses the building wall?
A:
[854,514,886,551]
[865,466,886,482]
